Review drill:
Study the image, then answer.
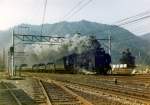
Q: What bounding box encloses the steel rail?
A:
[1,81,22,105]
[34,77,93,105]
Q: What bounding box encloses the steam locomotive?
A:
[32,36,112,75]
[54,37,112,74]
[61,48,111,74]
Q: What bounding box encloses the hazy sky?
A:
[0,0,150,35]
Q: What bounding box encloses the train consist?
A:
[32,36,112,75]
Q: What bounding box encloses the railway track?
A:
[31,79,47,104]
[68,87,129,105]
[38,74,150,99]
[24,73,150,105]
[33,76,150,105]
[58,80,150,105]
[0,81,22,105]
[39,79,93,105]
[0,81,36,105]
[0,77,93,105]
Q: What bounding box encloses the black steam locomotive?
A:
[56,37,112,74]
[62,49,111,74]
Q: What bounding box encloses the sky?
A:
[0,0,150,35]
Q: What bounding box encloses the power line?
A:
[112,10,150,35]
[115,10,150,24]
[113,9,150,26]
[61,0,87,21]
[41,0,48,36]
[56,0,93,35]
[65,0,93,20]
[118,15,150,26]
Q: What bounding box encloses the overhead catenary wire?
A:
[56,0,93,35]
[111,9,150,36]
[113,9,150,27]
[118,15,150,26]
[115,10,150,24]
[65,0,93,20]
[61,0,88,21]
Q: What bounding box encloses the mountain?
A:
[140,33,150,42]
[1,20,150,64]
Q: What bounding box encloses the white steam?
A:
[23,34,91,66]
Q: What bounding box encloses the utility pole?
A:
[10,29,15,77]
[3,48,5,70]
[108,35,112,55]
[7,51,10,76]
[41,0,48,36]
